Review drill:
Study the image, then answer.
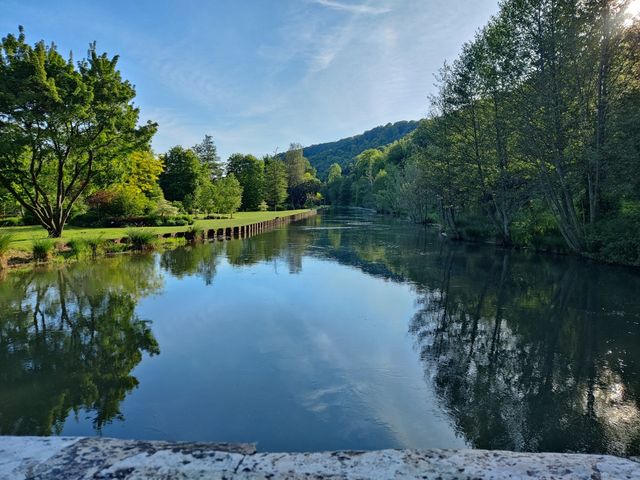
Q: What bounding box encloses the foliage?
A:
[0,232,12,267]
[0,28,157,237]
[226,154,264,210]
[193,135,223,180]
[124,151,165,195]
[284,143,308,188]
[329,2,640,265]
[263,157,288,210]
[186,225,205,242]
[158,146,206,210]
[0,217,22,227]
[214,174,243,217]
[32,238,56,261]
[85,236,105,258]
[67,238,89,258]
[87,185,154,218]
[125,229,157,251]
[302,121,419,178]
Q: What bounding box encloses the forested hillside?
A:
[303,121,419,178]
[324,1,640,266]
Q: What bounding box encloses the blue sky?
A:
[0,0,499,160]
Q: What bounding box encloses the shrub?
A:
[585,209,640,265]
[71,213,194,228]
[186,226,205,242]
[32,238,56,262]
[0,217,23,227]
[154,200,180,218]
[125,229,158,251]
[0,232,13,268]
[87,185,153,218]
[67,238,89,258]
[85,236,105,258]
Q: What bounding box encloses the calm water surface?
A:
[1,210,639,455]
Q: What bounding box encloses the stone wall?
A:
[1,436,638,479]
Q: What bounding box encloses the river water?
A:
[0,209,638,455]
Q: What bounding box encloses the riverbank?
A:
[0,209,316,269]
[1,436,638,479]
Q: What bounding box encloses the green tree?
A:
[284,143,307,188]
[159,146,205,210]
[0,28,156,237]
[226,153,264,210]
[263,157,288,210]
[325,163,343,205]
[215,173,243,217]
[194,178,217,215]
[193,134,223,180]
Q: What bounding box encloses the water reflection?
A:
[0,256,161,435]
[0,209,639,455]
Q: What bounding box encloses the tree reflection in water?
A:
[0,256,161,435]
[309,210,640,456]
[407,250,640,456]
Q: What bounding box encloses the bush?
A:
[0,232,13,267]
[455,215,494,242]
[0,217,23,227]
[32,239,56,261]
[186,226,205,242]
[586,209,640,265]
[511,210,568,253]
[125,229,158,251]
[85,236,105,258]
[71,213,194,228]
[67,238,89,258]
[87,185,153,218]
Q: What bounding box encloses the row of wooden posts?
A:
[163,209,317,242]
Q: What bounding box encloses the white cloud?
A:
[312,0,391,15]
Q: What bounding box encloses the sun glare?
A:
[628,0,640,17]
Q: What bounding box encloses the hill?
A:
[303,120,419,178]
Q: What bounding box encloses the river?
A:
[0,209,638,455]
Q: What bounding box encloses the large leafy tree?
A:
[158,146,205,210]
[226,153,264,210]
[284,143,307,188]
[215,173,243,217]
[0,28,156,237]
[263,156,288,210]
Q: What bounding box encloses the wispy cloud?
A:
[312,0,390,15]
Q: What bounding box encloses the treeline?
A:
[303,120,419,178]
[0,28,322,236]
[326,0,640,265]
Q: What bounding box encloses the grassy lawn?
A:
[0,210,310,251]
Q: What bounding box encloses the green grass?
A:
[0,210,310,251]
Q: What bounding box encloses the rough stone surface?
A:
[1,436,639,479]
